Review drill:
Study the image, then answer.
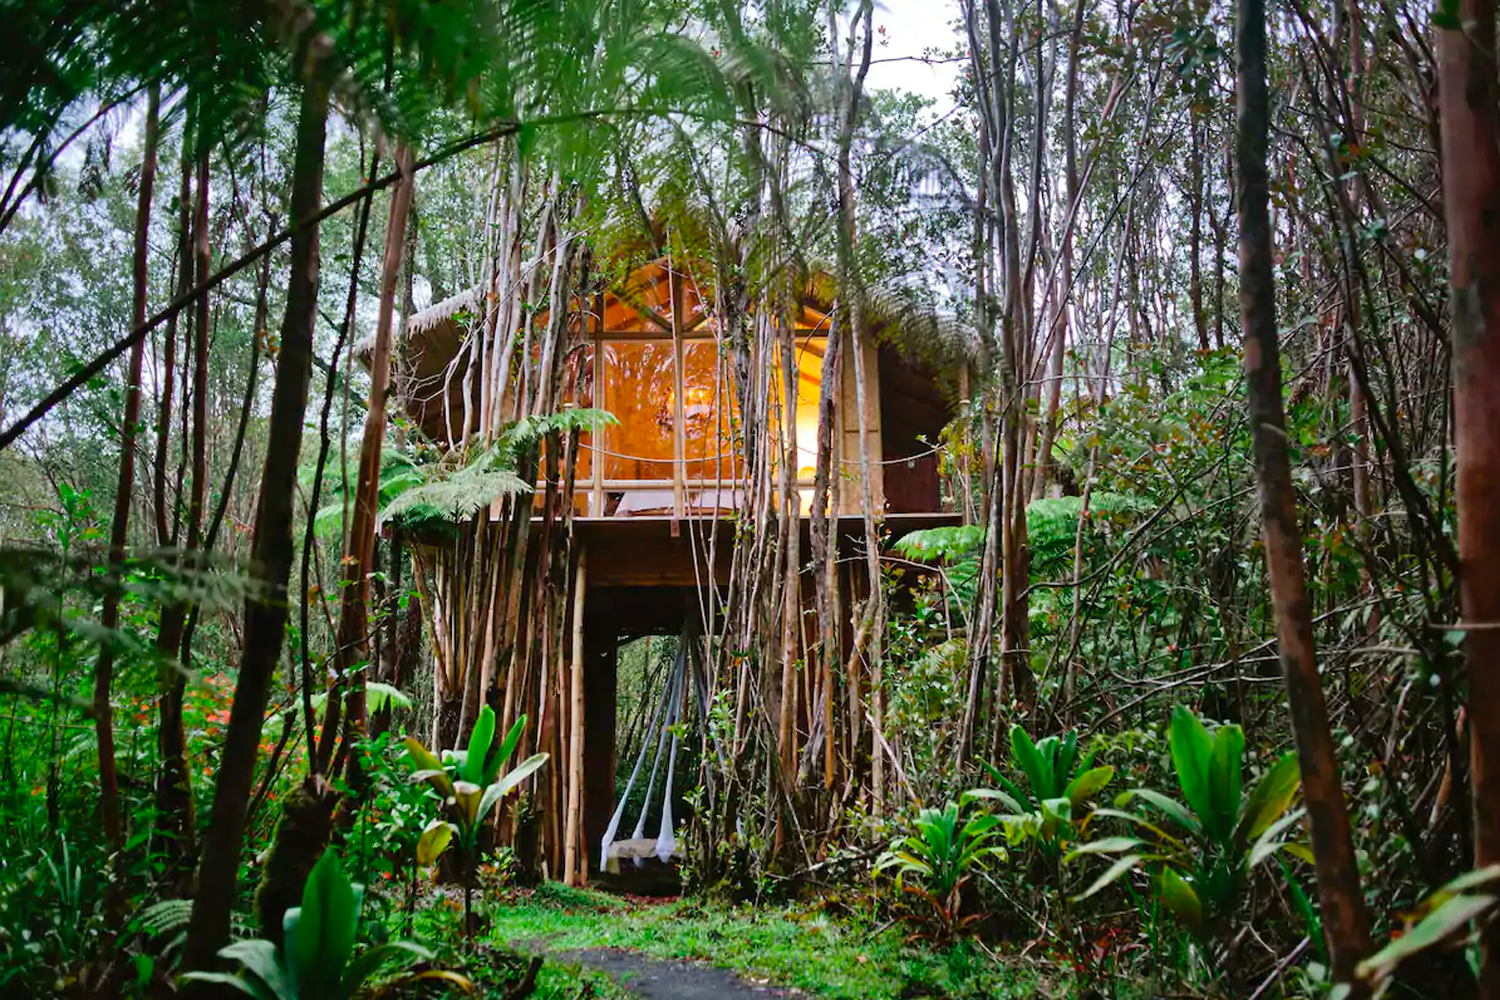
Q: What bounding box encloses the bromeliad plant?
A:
[875,792,1009,940]
[182,849,466,999]
[981,725,1114,857]
[1068,705,1304,951]
[401,706,547,939]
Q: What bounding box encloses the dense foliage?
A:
[1,0,1499,998]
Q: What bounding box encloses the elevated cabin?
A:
[383,255,960,882]
[394,256,954,522]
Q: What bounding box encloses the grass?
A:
[477,883,1045,1000]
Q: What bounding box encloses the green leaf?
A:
[1057,732,1079,790]
[1065,766,1115,807]
[309,682,412,719]
[179,971,272,1000]
[463,706,497,785]
[1283,842,1316,864]
[215,940,295,1000]
[1157,868,1205,937]
[1118,789,1202,836]
[402,738,455,799]
[979,760,1005,786]
[1066,836,1144,857]
[1011,725,1050,805]
[1357,894,1500,983]
[1235,752,1301,848]
[293,850,359,996]
[1249,809,1306,868]
[452,781,484,826]
[489,713,527,785]
[1072,854,1143,901]
[1169,706,1216,834]
[416,820,454,866]
[1090,807,1191,852]
[1434,864,1500,898]
[475,753,550,826]
[1207,724,1244,843]
[340,941,433,995]
[960,787,1025,814]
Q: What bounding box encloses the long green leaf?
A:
[416,820,454,866]
[1357,894,1500,983]
[1434,864,1500,899]
[488,713,527,785]
[1011,725,1049,806]
[1248,809,1306,868]
[1207,724,1244,844]
[1235,752,1302,848]
[293,850,359,996]
[1090,807,1190,852]
[1066,836,1144,857]
[475,753,550,826]
[1057,731,1079,792]
[463,705,497,785]
[961,787,1025,814]
[402,738,455,800]
[179,971,272,1000]
[1065,766,1114,807]
[1157,868,1205,938]
[216,940,295,1000]
[1169,706,1216,836]
[1118,789,1202,837]
[340,940,433,996]
[1072,854,1143,901]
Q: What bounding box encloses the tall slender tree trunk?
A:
[94,82,159,909]
[1236,0,1372,989]
[183,68,330,978]
[1190,111,1209,353]
[1436,0,1500,992]
[154,144,201,884]
[335,142,415,783]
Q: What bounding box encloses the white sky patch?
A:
[865,0,964,115]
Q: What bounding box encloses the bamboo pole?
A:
[564,549,588,885]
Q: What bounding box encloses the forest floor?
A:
[446,882,1053,1000]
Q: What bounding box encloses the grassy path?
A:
[477,884,1045,1000]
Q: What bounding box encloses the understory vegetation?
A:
[2,0,1500,998]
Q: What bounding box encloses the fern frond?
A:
[139,898,194,938]
[310,682,413,717]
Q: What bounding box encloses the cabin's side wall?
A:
[878,345,951,513]
[836,326,885,512]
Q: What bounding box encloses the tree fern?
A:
[310,681,413,717]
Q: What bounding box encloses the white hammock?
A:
[599,637,688,870]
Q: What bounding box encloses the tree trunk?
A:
[182,68,330,978]
[1190,110,1208,353]
[1436,0,1500,992]
[93,84,159,930]
[334,143,415,774]
[1236,0,1373,989]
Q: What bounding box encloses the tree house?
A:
[383,255,961,883]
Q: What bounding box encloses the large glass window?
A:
[580,329,829,514]
[600,340,677,481]
[682,340,743,482]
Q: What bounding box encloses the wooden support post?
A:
[592,291,605,517]
[564,549,587,885]
[583,630,618,869]
[670,261,686,522]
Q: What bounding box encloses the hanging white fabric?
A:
[599,639,686,871]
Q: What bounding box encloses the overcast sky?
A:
[863,0,963,115]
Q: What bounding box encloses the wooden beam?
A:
[564,549,587,886]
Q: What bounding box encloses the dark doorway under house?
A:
[569,513,964,889]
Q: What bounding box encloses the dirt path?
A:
[558,948,801,1000]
